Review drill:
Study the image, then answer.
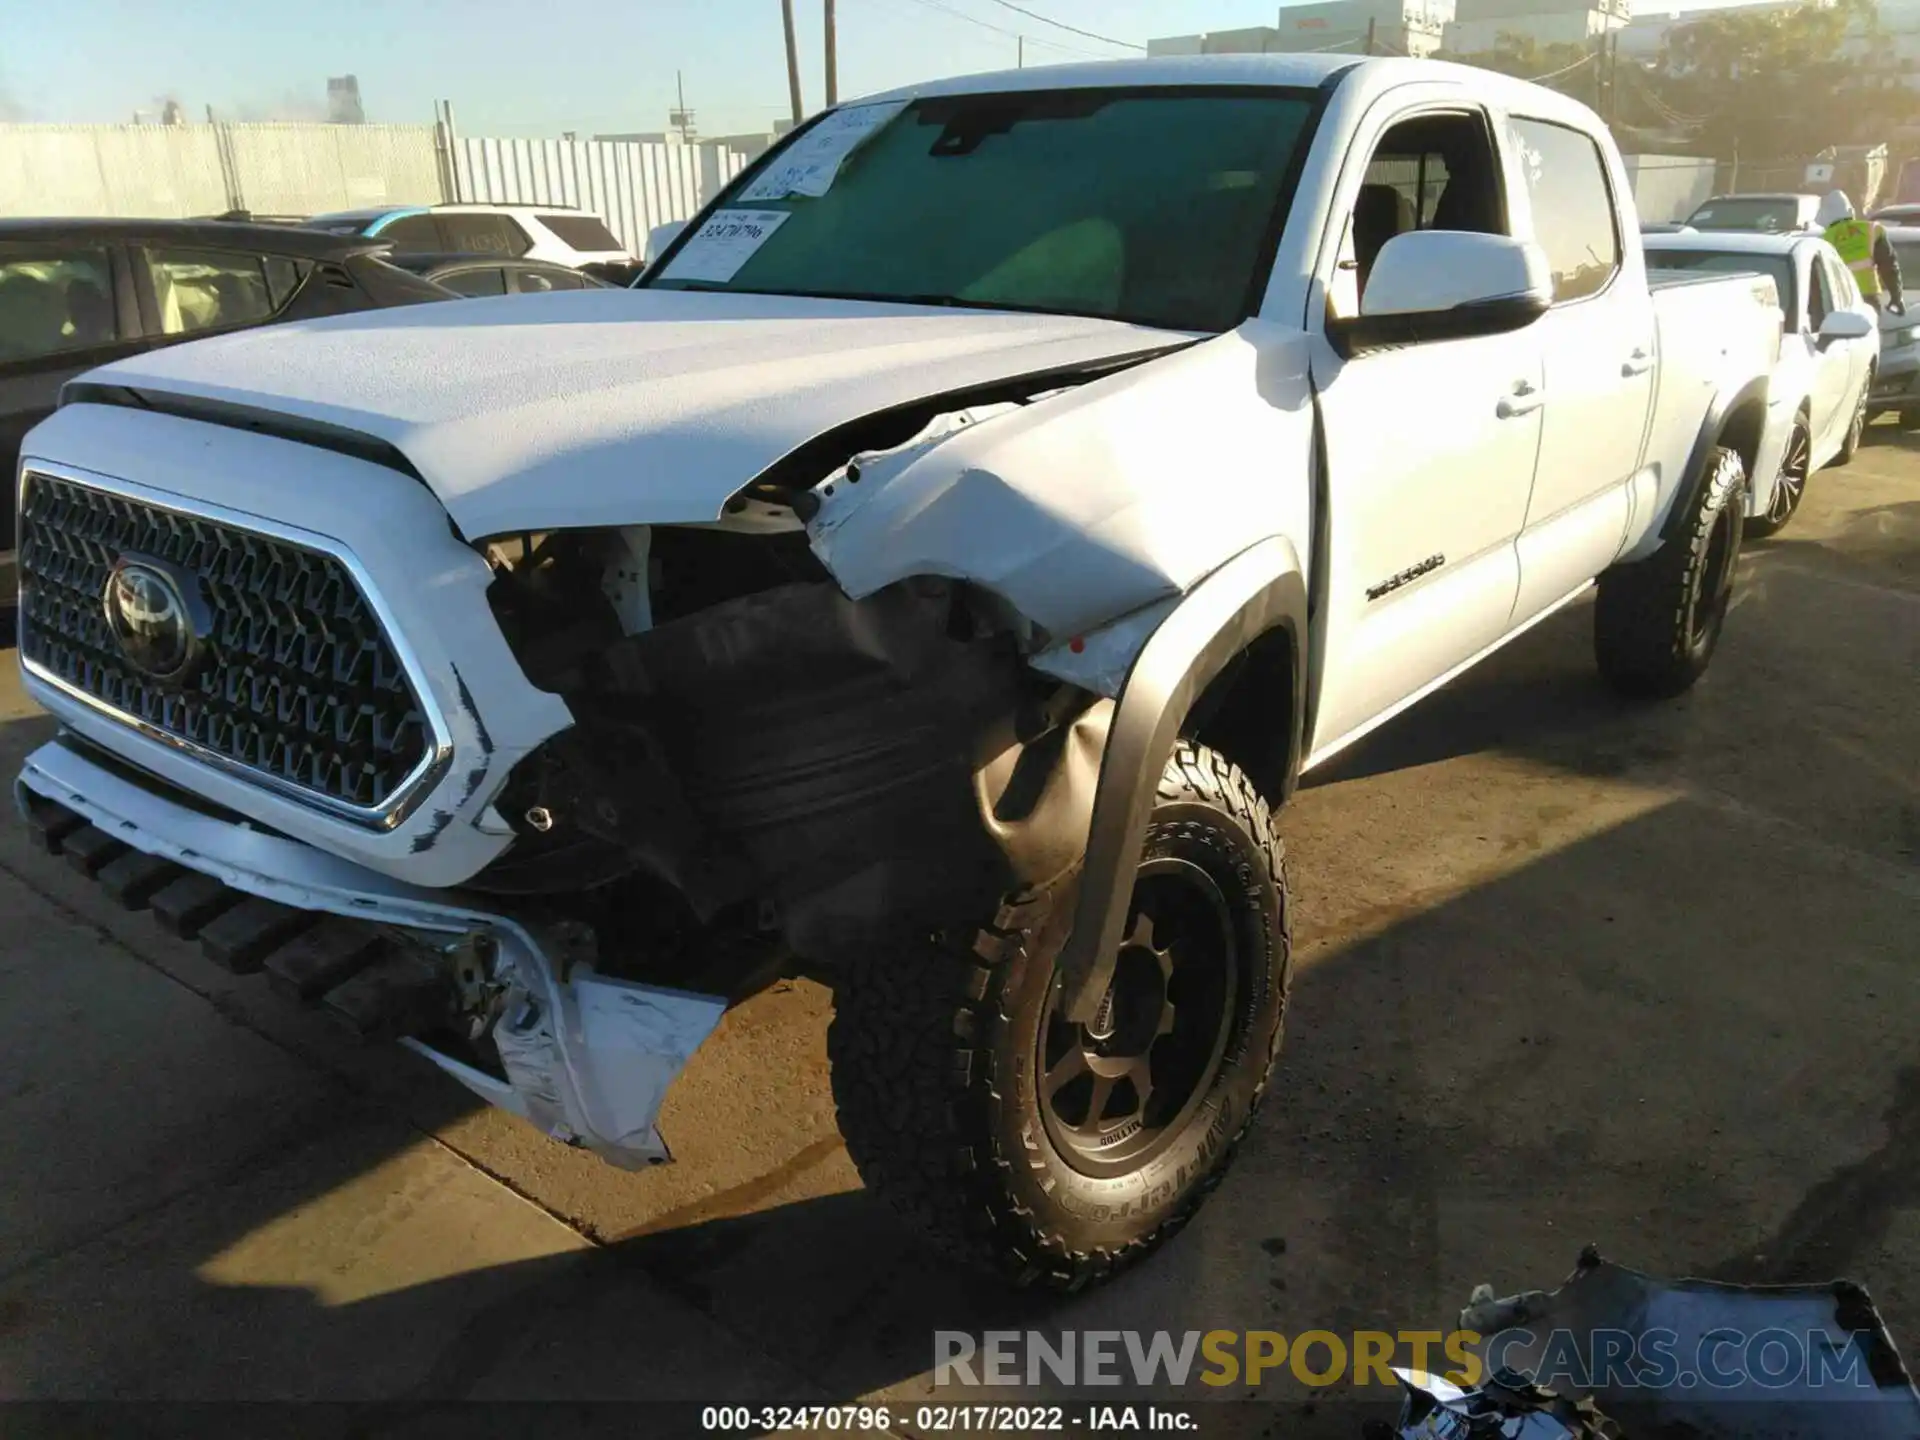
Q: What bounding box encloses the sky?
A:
[0,0,1775,136]
[0,0,1283,137]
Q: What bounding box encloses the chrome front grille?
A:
[18,470,440,823]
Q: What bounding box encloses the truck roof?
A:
[859,54,1602,128]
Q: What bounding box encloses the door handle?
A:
[1496,380,1544,419]
[1621,347,1654,377]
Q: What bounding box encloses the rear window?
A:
[437,213,532,257]
[377,215,442,253]
[1645,248,1797,322]
[537,214,623,251]
[1686,198,1802,233]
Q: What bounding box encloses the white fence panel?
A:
[0,125,230,218]
[222,124,444,215]
[454,136,747,253]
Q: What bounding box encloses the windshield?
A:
[1685,198,1804,233]
[1647,248,1797,320]
[644,88,1321,332]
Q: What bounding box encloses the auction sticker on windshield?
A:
[657,209,792,283]
[738,100,909,201]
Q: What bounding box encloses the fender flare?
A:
[1056,536,1308,1024]
[1660,374,1770,543]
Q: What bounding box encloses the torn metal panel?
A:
[1030,597,1178,698]
[808,322,1317,643]
[18,737,726,1170]
[1386,1367,1620,1438]
[1456,1251,1920,1439]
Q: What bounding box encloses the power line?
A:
[975,0,1146,51]
[883,0,1106,57]
[1531,50,1598,82]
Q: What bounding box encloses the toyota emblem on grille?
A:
[102,556,209,686]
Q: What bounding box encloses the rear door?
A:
[0,242,147,552]
[1504,114,1656,621]
[1803,252,1866,457]
[135,245,305,342]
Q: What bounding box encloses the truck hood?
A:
[76,289,1186,537]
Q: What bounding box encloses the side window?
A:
[1824,254,1859,308]
[514,269,583,293]
[535,214,623,251]
[145,249,287,336]
[0,250,117,362]
[378,215,441,253]
[1808,259,1835,328]
[439,268,509,297]
[436,213,533,257]
[1330,110,1506,317]
[1507,117,1621,304]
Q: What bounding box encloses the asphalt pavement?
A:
[0,426,1913,1436]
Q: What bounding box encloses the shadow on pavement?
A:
[2,788,1914,1440]
[0,456,1914,1430]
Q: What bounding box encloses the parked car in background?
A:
[0,218,447,600]
[304,204,632,269]
[1684,193,1822,234]
[1646,230,1879,535]
[382,253,613,297]
[1642,222,1696,235]
[1868,223,1920,426]
[1869,202,1920,225]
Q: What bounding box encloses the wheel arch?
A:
[1056,537,1307,1025]
[1659,375,1769,546]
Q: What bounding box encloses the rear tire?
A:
[1834,376,1872,465]
[828,741,1291,1289]
[1594,444,1745,700]
[1745,413,1809,539]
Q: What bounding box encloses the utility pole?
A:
[1018,35,1025,67]
[1365,17,1377,54]
[825,0,838,106]
[781,0,804,125]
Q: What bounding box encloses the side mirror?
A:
[1817,309,1873,348]
[645,220,688,265]
[1329,231,1553,359]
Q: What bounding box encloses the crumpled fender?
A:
[803,321,1318,647]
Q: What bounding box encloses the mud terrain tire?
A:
[1594,443,1745,700]
[828,741,1291,1289]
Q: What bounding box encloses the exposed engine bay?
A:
[473,517,1112,983]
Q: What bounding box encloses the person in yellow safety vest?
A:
[1817,189,1905,314]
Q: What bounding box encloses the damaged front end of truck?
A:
[16,321,1310,1172]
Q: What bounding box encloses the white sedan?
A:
[1646,231,1879,535]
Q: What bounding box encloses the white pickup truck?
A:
[15,56,1779,1289]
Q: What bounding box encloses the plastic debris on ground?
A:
[1373,1247,1920,1438]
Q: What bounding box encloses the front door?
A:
[1503,115,1657,622]
[1307,104,1545,763]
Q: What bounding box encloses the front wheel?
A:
[828,741,1291,1289]
[1594,444,1745,700]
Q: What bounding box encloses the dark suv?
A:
[1,218,448,600]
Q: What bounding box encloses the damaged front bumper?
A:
[16,735,725,1168]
